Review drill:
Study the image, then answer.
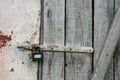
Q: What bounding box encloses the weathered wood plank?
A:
[94,0,114,80]
[42,0,65,80]
[114,1,120,80]
[65,0,92,80]
[0,0,40,80]
[91,8,120,80]
[114,45,120,80]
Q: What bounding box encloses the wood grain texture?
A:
[65,0,92,80]
[94,0,114,80]
[91,8,120,80]
[114,44,120,80]
[114,1,120,80]
[42,0,65,80]
[0,0,40,80]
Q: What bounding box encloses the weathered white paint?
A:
[0,0,40,80]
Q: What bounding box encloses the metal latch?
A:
[17,44,93,61]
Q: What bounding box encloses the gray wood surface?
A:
[65,0,92,80]
[114,1,120,80]
[114,44,120,80]
[42,0,65,80]
[91,8,120,80]
[94,0,114,80]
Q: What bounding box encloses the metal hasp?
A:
[17,44,93,53]
[17,44,93,61]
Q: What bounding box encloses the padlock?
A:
[32,47,43,61]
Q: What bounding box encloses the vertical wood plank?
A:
[114,1,120,80]
[65,0,92,80]
[94,0,114,80]
[42,0,65,80]
[114,44,120,80]
[0,0,40,80]
[114,46,120,80]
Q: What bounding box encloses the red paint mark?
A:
[10,68,14,72]
[0,31,12,49]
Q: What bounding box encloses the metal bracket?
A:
[17,44,93,53]
[17,44,93,61]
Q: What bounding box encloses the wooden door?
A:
[39,0,92,80]
[1,0,120,80]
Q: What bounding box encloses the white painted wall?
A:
[0,0,40,80]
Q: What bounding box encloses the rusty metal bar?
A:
[17,44,93,54]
